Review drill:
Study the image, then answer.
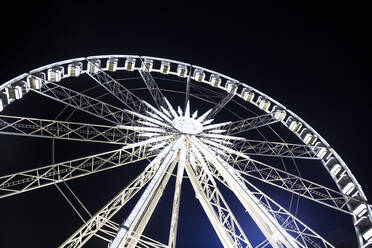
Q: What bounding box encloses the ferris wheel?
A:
[0,55,371,248]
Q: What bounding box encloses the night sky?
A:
[0,1,370,248]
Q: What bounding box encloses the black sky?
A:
[0,1,370,247]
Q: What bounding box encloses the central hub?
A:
[172,116,203,135]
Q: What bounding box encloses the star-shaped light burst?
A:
[116,97,247,158]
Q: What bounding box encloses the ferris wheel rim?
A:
[0,54,370,247]
[0,54,365,195]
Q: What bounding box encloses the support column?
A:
[109,135,185,248]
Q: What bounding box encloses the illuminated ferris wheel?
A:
[0,55,371,248]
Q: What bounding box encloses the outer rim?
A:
[1,54,370,246]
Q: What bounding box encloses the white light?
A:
[330,164,342,176]
[177,106,183,116]
[192,110,198,119]
[138,133,161,137]
[161,106,171,118]
[200,133,245,141]
[208,129,227,134]
[137,121,159,127]
[164,97,179,118]
[185,101,190,117]
[125,109,171,128]
[196,109,212,123]
[202,119,214,125]
[203,122,230,131]
[143,101,173,123]
[172,116,203,135]
[353,204,367,217]
[363,228,372,241]
[342,182,355,195]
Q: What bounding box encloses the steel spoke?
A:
[187,139,253,248]
[184,65,192,111]
[223,150,364,214]
[0,143,161,199]
[168,142,186,248]
[224,114,279,136]
[205,87,236,120]
[109,137,184,248]
[125,230,169,248]
[30,76,131,124]
[0,114,136,144]
[211,164,334,248]
[137,59,167,110]
[59,141,177,248]
[191,136,303,248]
[205,137,325,160]
[86,59,146,112]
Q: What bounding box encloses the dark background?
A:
[0,1,370,247]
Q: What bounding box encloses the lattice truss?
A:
[1,56,370,248]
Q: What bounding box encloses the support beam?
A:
[186,141,253,248]
[191,136,299,248]
[0,115,136,144]
[210,164,334,248]
[86,59,145,113]
[168,142,186,248]
[109,136,185,248]
[184,65,192,111]
[30,76,130,124]
[225,153,363,214]
[122,155,179,248]
[205,89,236,120]
[138,68,167,110]
[59,141,177,248]
[208,138,324,160]
[123,231,169,248]
[0,144,160,199]
[224,114,279,136]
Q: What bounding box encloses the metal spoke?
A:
[184,65,192,111]
[191,136,302,248]
[187,139,253,248]
[223,151,364,214]
[0,143,161,199]
[205,87,236,120]
[224,114,279,136]
[212,163,334,248]
[137,60,167,110]
[109,136,184,248]
[30,76,130,124]
[59,141,177,248]
[0,114,137,144]
[125,231,169,248]
[205,137,325,160]
[86,59,146,112]
[168,142,186,248]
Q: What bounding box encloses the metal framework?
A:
[0,143,160,198]
[138,69,167,110]
[1,55,371,248]
[224,152,363,214]
[205,88,236,119]
[32,77,130,124]
[0,114,136,144]
[86,59,146,113]
[226,138,325,159]
[224,114,279,136]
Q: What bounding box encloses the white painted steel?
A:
[0,55,369,247]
